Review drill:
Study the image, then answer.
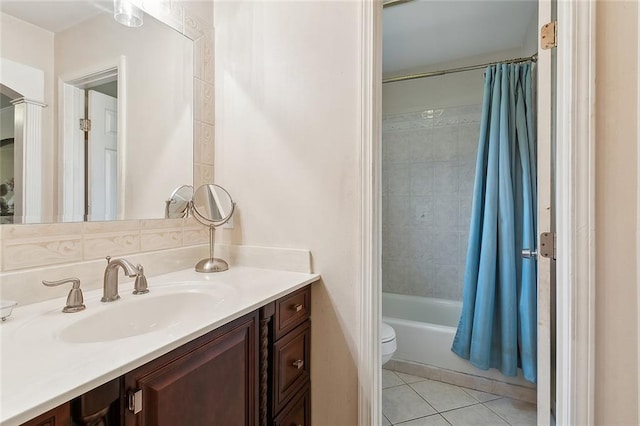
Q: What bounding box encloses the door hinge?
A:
[541,21,557,50]
[539,232,556,260]
[128,389,143,414]
[79,118,91,132]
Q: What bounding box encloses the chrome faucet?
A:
[42,277,86,313]
[102,257,148,302]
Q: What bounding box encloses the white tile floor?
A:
[382,369,536,426]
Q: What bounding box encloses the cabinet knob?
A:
[292,359,304,369]
[291,303,303,312]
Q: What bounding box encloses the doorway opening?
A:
[60,67,119,222]
[379,1,544,425]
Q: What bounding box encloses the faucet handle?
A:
[42,278,86,313]
[105,256,112,264]
[133,264,149,295]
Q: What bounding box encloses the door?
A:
[87,90,118,221]
[124,312,258,426]
[536,0,556,424]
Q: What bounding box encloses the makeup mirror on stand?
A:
[190,184,235,273]
[165,185,193,219]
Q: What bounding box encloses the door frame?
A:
[554,1,596,425]
[637,2,640,422]
[636,1,640,419]
[58,56,127,222]
[357,1,597,425]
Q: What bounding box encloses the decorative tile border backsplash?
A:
[0,218,208,271]
[0,1,213,274]
[382,104,482,132]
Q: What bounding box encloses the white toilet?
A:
[381,322,397,365]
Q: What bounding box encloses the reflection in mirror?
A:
[192,184,235,226]
[165,184,193,219]
[191,184,235,273]
[0,0,194,224]
[1,92,15,224]
[0,133,14,224]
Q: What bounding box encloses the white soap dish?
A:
[1,300,17,321]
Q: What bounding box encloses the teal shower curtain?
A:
[451,62,537,383]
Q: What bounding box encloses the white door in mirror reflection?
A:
[88,90,118,221]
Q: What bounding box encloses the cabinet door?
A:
[273,386,310,426]
[20,403,70,426]
[124,313,258,426]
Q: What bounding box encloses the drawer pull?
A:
[292,359,304,369]
[291,304,303,312]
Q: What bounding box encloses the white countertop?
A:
[0,267,319,425]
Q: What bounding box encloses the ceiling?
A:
[383,0,537,75]
[2,0,536,73]
[0,1,112,33]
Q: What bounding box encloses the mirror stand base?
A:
[195,258,229,273]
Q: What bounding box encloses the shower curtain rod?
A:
[382,53,538,84]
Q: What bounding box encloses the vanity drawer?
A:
[273,385,310,426]
[273,320,310,414]
[274,286,310,340]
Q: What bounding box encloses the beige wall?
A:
[213,1,361,423]
[215,1,640,423]
[595,1,639,424]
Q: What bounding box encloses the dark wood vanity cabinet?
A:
[20,403,70,426]
[123,311,258,426]
[19,285,312,426]
[273,385,310,426]
[260,286,311,426]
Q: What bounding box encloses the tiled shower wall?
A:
[382,105,481,301]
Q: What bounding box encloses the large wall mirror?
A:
[0,0,210,225]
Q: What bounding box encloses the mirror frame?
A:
[0,1,214,272]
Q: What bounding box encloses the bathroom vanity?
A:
[1,267,318,426]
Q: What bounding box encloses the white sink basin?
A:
[10,282,236,345]
[59,291,224,343]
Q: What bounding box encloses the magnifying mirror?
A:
[165,185,193,219]
[192,184,235,226]
[191,184,235,273]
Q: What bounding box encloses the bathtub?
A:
[382,292,534,388]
